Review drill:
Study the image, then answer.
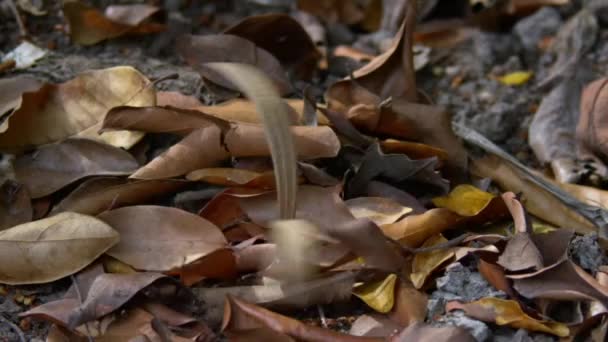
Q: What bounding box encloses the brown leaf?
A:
[297,0,365,25]
[345,197,412,225]
[63,2,164,45]
[497,233,543,272]
[14,139,138,198]
[366,181,426,214]
[380,139,449,164]
[187,168,278,188]
[238,185,404,272]
[509,259,608,308]
[389,321,475,342]
[388,280,428,327]
[177,35,292,96]
[198,189,249,229]
[446,298,569,337]
[0,180,32,231]
[0,66,154,151]
[478,259,517,298]
[349,314,403,338]
[410,234,455,289]
[0,76,42,133]
[224,14,320,80]
[0,212,118,284]
[168,248,237,286]
[51,177,187,215]
[578,77,608,162]
[222,295,381,342]
[326,0,417,107]
[471,155,597,234]
[98,205,227,271]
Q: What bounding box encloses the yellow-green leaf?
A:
[497,71,533,86]
[432,184,495,216]
[353,273,397,313]
[410,234,455,289]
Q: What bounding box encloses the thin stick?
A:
[395,233,472,255]
[0,314,26,342]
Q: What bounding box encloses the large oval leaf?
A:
[98,205,227,271]
[0,212,119,284]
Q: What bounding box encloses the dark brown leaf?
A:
[0,180,32,230]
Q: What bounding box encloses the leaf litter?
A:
[4,0,608,341]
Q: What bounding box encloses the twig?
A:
[0,314,26,342]
[7,0,27,37]
[399,233,472,255]
[71,275,93,342]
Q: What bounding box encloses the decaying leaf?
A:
[389,279,428,326]
[0,180,32,231]
[389,321,475,342]
[446,298,570,337]
[169,248,237,286]
[63,2,164,45]
[345,197,412,225]
[0,66,154,151]
[0,77,43,133]
[222,296,375,341]
[224,13,320,80]
[239,185,404,271]
[14,139,138,198]
[410,234,455,289]
[51,177,186,215]
[187,168,278,188]
[353,273,397,313]
[177,35,292,96]
[0,212,118,284]
[98,205,227,271]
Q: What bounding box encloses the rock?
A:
[433,311,492,342]
[513,7,562,53]
[432,263,506,302]
[570,233,608,273]
[426,298,446,321]
[473,32,520,68]
[469,96,527,143]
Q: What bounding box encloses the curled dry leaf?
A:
[98,205,227,271]
[345,197,412,225]
[0,180,32,231]
[578,77,608,162]
[353,273,398,313]
[51,177,187,216]
[326,0,417,109]
[15,139,138,198]
[238,185,404,272]
[63,2,164,45]
[471,155,597,234]
[177,34,292,96]
[0,66,154,151]
[446,298,570,337]
[0,76,42,133]
[224,13,320,80]
[222,295,378,342]
[410,234,455,289]
[0,212,118,284]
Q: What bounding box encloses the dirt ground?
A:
[1,0,608,341]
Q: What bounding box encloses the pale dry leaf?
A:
[0,66,154,151]
[98,205,227,271]
[346,197,412,225]
[0,212,119,284]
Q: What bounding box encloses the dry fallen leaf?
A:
[224,13,320,80]
[14,139,138,198]
[353,273,398,313]
[0,212,118,284]
[0,180,32,231]
[410,234,455,289]
[177,35,292,96]
[63,2,164,45]
[432,184,495,217]
[446,298,570,337]
[345,197,412,225]
[578,77,608,162]
[0,76,42,133]
[389,321,475,342]
[51,177,186,215]
[388,279,428,326]
[0,66,154,151]
[297,0,366,25]
[187,168,278,188]
[98,205,227,271]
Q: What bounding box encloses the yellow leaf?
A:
[353,274,397,313]
[410,234,455,289]
[531,222,556,234]
[479,298,569,337]
[497,71,533,86]
[103,256,137,274]
[432,184,495,216]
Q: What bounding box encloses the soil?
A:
[1,0,606,341]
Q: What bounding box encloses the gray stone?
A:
[473,32,520,67]
[434,311,492,342]
[426,298,446,321]
[468,99,525,143]
[432,263,506,302]
[514,7,562,52]
[570,233,608,273]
